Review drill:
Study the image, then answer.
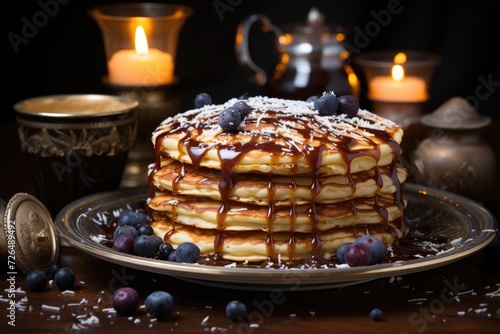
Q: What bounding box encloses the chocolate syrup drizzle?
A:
[148,100,405,263]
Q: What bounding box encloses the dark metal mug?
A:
[14,94,138,217]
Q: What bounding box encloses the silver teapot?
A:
[235,7,358,100]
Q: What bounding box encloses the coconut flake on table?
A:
[101,308,116,314]
[8,297,29,312]
[79,315,100,325]
[457,289,475,296]
[474,308,488,314]
[407,298,428,303]
[389,276,403,284]
[4,288,26,295]
[485,286,500,297]
[42,304,61,312]
[67,298,88,307]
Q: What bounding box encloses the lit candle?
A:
[368,53,427,102]
[108,26,173,86]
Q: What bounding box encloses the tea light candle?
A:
[369,64,427,102]
[108,26,173,86]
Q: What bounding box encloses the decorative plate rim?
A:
[55,183,497,291]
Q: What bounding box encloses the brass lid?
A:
[3,193,59,275]
[14,94,139,118]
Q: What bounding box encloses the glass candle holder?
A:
[90,3,192,88]
[354,50,440,126]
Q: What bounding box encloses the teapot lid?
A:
[421,96,491,130]
[278,7,345,57]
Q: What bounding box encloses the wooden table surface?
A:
[1,120,500,333]
[2,247,499,333]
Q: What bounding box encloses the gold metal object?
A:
[1,193,59,275]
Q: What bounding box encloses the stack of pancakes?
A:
[147,96,408,262]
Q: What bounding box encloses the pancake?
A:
[151,96,403,176]
[150,211,407,262]
[149,158,408,206]
[147,94,408,263]
[148,192,405,233]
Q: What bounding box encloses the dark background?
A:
[4,0,500,121]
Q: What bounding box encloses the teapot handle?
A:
[235,14,282,86]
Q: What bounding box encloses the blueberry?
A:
[355,235,386,264]
[370,308,383,321]
[194,93,212,108]
[158,242,174,259]
[111,287,140,316]
[225,300,248,323]
[136,223,154,236]
[167,251,178,262]
[54,267,75,290]
[26,269,48,292]
[336,242,354,264]
[338,95,359,117]
[175,242,201,263]
[145,291,175,319]
[117,210,149,228]
[134,235,160,258]
[113,234,136,254]
[306,95,318,103]
[114,224,138,240]
[218,107,242,132]
[152,235,164,248]
[314,91,339,116]
[49,264,60,277]
[232,101,252,119]
[344,243,372,267]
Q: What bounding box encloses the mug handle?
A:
[235,14,282,86]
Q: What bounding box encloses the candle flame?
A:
[393,52,407,64]
[135,26,149,56]
[392,65,405,81]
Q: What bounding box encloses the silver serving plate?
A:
[55,183,497,291]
